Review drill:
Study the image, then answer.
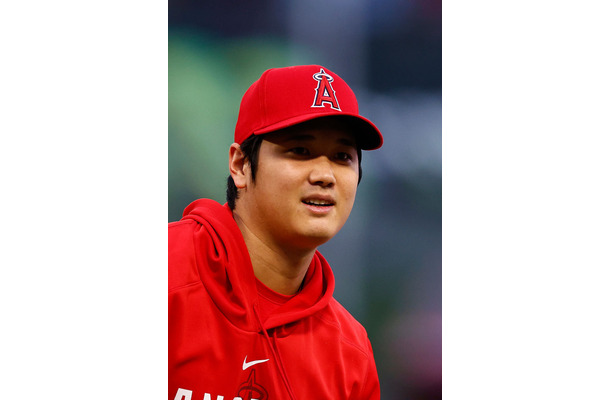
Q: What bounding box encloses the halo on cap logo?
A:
[311,68,341,111]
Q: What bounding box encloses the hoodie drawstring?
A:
[254,305,297,400]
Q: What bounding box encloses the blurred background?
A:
[169,0,441,398]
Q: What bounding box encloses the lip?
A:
[301,195,335,214]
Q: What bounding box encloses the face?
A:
[235,119,360,252]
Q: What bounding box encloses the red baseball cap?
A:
[234,65,383,150]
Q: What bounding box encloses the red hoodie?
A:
[169,199,380,400]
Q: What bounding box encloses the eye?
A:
[290,147,310,156]
[335,152,354,162]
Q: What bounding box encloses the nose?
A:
[308,156,336,188]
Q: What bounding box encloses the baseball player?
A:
[169,65,384,399]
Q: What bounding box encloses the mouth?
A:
[302,199,335,207]
[301,196,336,211]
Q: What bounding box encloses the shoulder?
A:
[168,199,228,292]
[168,218,196,237]
[168,219,200,292]
[168,199,232,245]
[168,199,247,292]
[307,298,379,398]
[168,219,198,263]
[315,298,373,356]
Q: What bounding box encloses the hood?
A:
[181,199,336,332]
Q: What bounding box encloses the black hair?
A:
[226,134,363,210]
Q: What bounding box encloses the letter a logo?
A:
[311,68,341,111]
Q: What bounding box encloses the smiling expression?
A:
[234,119,361,252]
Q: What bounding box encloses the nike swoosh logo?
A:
[242,356,269,370]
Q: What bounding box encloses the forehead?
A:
[264,118,358,147]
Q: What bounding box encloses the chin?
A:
[295,226,342,249]
[279,217,348,250]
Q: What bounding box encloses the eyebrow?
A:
[283,134,315,142]
[282,134,357,147]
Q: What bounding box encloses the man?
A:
[169,65,383,400]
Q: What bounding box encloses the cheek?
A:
[255,163,300,201]
[340,171,360,203]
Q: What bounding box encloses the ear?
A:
[229,143,249,189]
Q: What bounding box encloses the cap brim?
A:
[252,113,383,150]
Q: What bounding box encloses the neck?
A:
[233,211,315,295]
